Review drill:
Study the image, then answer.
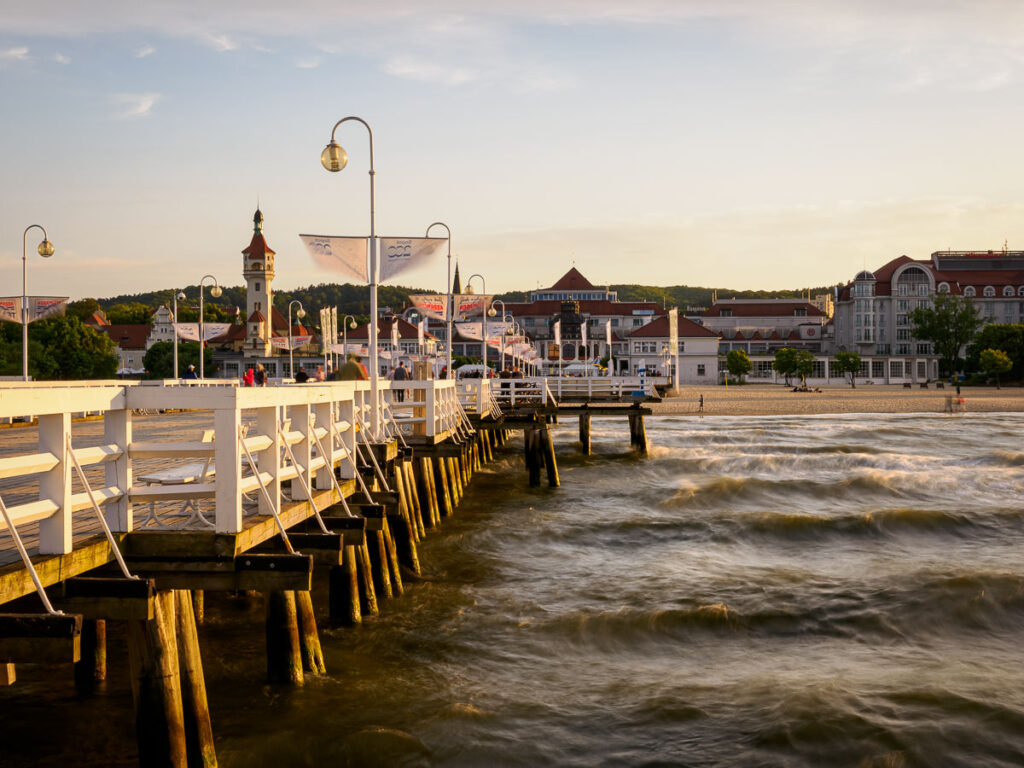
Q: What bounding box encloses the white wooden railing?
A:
[0,379,463,561]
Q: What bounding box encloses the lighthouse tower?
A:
[242,209,275,358]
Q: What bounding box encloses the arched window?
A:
[562,343,576,360]
[1003,285,1015,297]
[896,266,931,297]
[983,285,996,297]
[964,286,976,297]
[937,282,950,293]
[1019,286,1024,297]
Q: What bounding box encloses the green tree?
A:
[726,349,752,383]
[773,347,798,385]
[142,341,210,379]
[26,315,118,380]
[795,349,815,386]
[66,298,102,323]
[832,351,862,388]
[966,324,1024,381]
[909,293,982,376]
[979,348,1013,388]
[106,302,154,324]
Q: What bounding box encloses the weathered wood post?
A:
[579,413,591,455]
[355,542,379,616]
[127,590,187,768]
[524,427,542,486]
[74,618,106,692]
[295,591,326,675]
[628,411,648,454]
[435,457,453,517]
[174,590,216,768]
[329,546,361,626]
[541,426,560,487]
[265,591,303,685]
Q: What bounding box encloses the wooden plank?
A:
[0,534,125,606]
[0,451,59,479]
[0,612,82,663]
[56,576,157,620]
[0,499,61,531]
[72,443,123,467]
[130,482,217,501]
[129,441,217,459]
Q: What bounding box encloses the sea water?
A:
[3,413,1024,767]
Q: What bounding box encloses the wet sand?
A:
[653,384,1024,417]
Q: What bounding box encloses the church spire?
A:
[253,208,264,234]
[451,261,462,294]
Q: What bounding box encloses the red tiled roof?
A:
[247,311,265,323]
[501,299,665,316]
[704,301,826,318]
[99,324,150,350]
[546,267,596,291]
[627,314,718,339]
[242,232,275,260]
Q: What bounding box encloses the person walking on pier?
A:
[391,361,409,401]
[294,365,309,383]
[183,364,198,380]
[698,393,704,414]
[340,353,369,381]
[254,363,267,387]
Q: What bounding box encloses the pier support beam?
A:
[174,590,216,768]
[628,412,648,455]
[295,591,326,675]
[265,591,303,686]
[127,590,187,768]
[329,546,361,627]
[524,427,542,487]
[542,427,560,488]
[74,618,106,693]
[579,414,591,455]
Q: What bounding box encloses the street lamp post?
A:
[21,225,55,381]
[172,289,186,379]
[322,116,382,437]
[342,314,357,359]
[465,274,494,376]
[426,221,453,378]
[288,299,306,378]
[198,275,222,380]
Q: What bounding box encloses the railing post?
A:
[289,403,313,500]
[256,404,281,518]
[314,400,335,490]
[337,396,356,479]
[37,412,72,555]
[104,408,133,532]
[425,384,437,437]
[214,404,243,533]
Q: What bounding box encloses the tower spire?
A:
[253,207,264,234]
[451,261,462,294]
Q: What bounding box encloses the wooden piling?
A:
[423,457,442,526]
[127,589,187,768]
[524,427,542,486]
[355,543,379,617]
[435,457,453,517]
[174,590,217,768]
[381,519,404,596]
[265,591,303,685]
[402,460,426,537]
[628,412,648,455]
[541,427,560,487]
[329,547,361,626]
[74,618,106,692]
[447,456,463,506]
[366,530,393,601]
[192,590,204,625]
[579,413,591,455]
[0,664,14,686]
[295,590,326,675]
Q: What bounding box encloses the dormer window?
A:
[1002,286,1014,297]
[794,308,806,316]
[983,285,996,297]
[964,286,976,297]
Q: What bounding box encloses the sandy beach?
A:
[652,384,1024,417]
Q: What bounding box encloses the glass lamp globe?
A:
[210,285,223,298]
[488,307,497,317]
[321,142,348,172]
[177,292,186,301]
[297,308,306,319]
[37,239,55,258]
[349,320,357,329]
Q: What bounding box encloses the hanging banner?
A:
[299,234,369,282]
[379,237,448,282]
[409,294,447,321]
[553,319,561,348]
[331,307,338,350]
[455,321,483,341]
[175,323,231,342]
[391,321,400,350]
[271,335,311,350]
[0,297,21,324]
[454,294,490,320]
[417,318,426,347]
[605,319,612,346]
[668,307,679,353]
[30,297,68,322]
[581,321,588,354]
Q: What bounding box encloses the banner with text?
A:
[454,294,490,320]
[175,323,232,342]
[409,294,447,321]
[299,235,369,282]
[379,237,448,282]
[270,335,311,350]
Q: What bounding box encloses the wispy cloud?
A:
[53,52,70,64]
[0,46,29,62]
[135,44,155,58]
[384,56,478,86]
[206,34,238,52]
[295,56,320,69]
[110,92,161,120]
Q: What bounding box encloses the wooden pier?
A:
[0,375,650,766]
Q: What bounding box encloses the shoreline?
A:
[651,384,1024,417]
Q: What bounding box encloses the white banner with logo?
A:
[553,319,561,348]
[605,319,612,346]
[271,335,311,350]
[30,297,68,322]
[409,294,447,321]
[454,294,490,320]
[417,318,426,347]
[455,320,512,343]
[379,237,448,282]
[175,323,231,342]
[0,297,21,324]
[299,234,369,282]
[668,307,678,352]
[391,321,400,349]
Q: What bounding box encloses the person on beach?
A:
[254,363,267,387]
[699,393,704,413]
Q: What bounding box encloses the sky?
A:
[3,1,1024,302]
